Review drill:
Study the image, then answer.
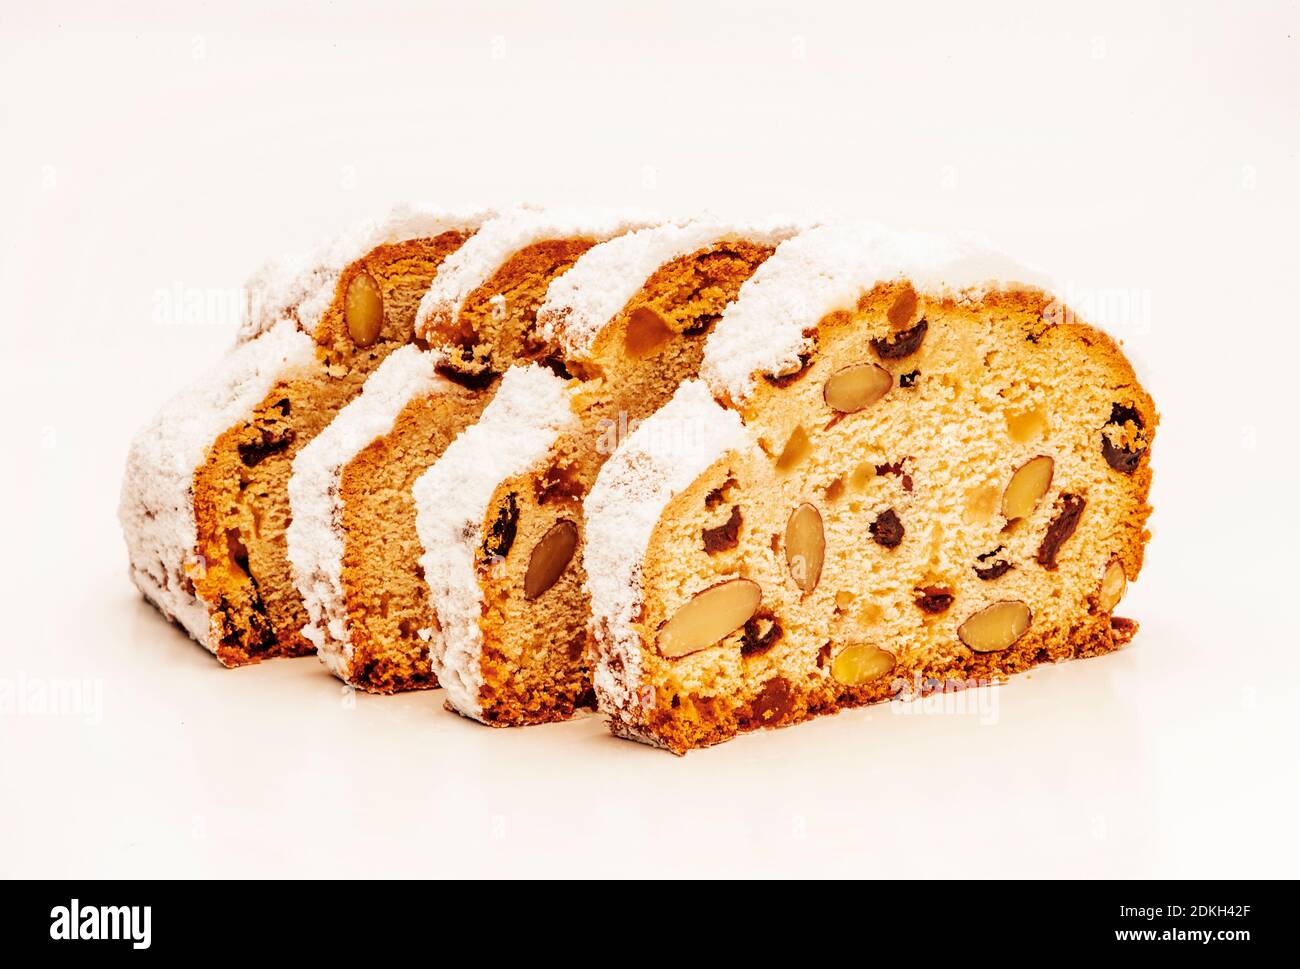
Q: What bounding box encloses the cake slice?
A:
[120,205,487,665]
[584,223,1156,752]
[412,220,800,725]
[286,209,652,691]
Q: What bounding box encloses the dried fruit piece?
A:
[702,506,742,554]
[869,508,904,548]
[823,362,892,413]
[740,613,783,657]
[1001,455,1054,520]
[623,306,674,358]
[958,600,1032,652]
[1101,403,1147,474]
[657,578,762,658]
[914,586,954,614]
[875,459,913,491]
[871,319,928,360]
[899,369,920,388]
[1036,493,1085,569]
[764,351,814,387]
[887,285,918,328]
[704,477,737,509]
[237,425,295,467]
[775,425,811,472]
[535,462,585,505]
[1006,408,1048,444]
[963,484,999,524]
[831,643,897,686]
[850,463,875,490]
[345,271,384,347]
[784,503,825,593]
[1097,559,1127,612]
[481,493,519,563]
[973,547,1012,580]
[523,519,579,600]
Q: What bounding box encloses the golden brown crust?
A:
[629,612,1136,754]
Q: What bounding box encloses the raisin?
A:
[914,586,954,614]
[816,642,833,669]
[702,505,743,554]
[535,463,584,505]
[1101,402,1147,474]
[876,459,913,492]
[974,546,1013,580]
[481,493,519,562]
[740,612,783,657]
[237,426,295,467]
[435,359,499,391]
[763,352,814,388]
[537,354,573,380]
[869,509,904,548]
[1036,493,1086,569]
[899,369,920,388]
[871,319,928,360]
[704,478,737,509]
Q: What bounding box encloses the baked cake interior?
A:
[191,232,470,666]
[334,237,610,690]
[622,283,1154,750]
[465,239,780,723]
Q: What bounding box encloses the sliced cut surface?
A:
[123,206,487,667]
[585,224,1156,752]
[419,220,798,724]
[288,210,651,691]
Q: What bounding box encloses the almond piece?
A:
[1001,455,1054,521]
[523,519,579,600]
[784,503,825,593]
[657,578,762,658]
[831,643,896,686]
[345,271,384,347]
[823,363,892,413]
[1097,559,1127,612]
[958,600,1032,652]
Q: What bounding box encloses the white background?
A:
[2,1,1298,878]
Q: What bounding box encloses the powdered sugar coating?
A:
[119,321,316,648]
[701,223,1050,405]
[535,218,804,363]
[413,207,657,341]
[413,365,578,719]
[582,380,752,738]
[286,345,453,679]
[239,203,492,344]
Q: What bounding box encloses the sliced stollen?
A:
[414,219,801,725]
[121,205,488,666]
[415,207,656,387]
[414,365,580,720]
[286,210,652,692]
[584,222,1157,752]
